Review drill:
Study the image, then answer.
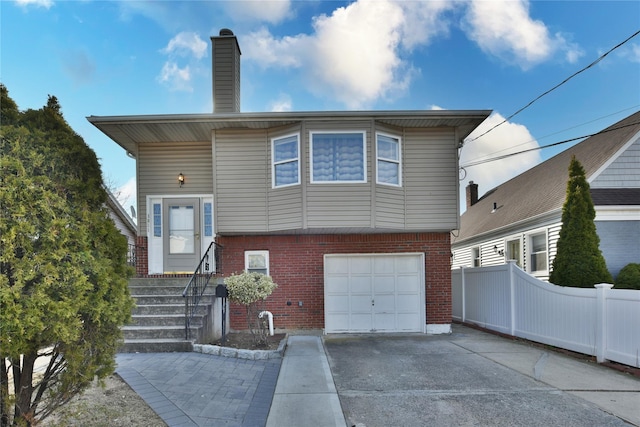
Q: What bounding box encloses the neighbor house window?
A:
[528,232,548,274]
[376,133,401,186]
[506,237,522,267]
[472,247,481,267]
[272,134,300,188]
[245,251,269,275]
[310,131,366,183]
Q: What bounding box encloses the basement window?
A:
[245,250,269,276]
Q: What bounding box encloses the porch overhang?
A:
[87,110,491,157]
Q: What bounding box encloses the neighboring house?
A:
[89,29,490,334]
[106,188,137,264]
[452,110,640,281]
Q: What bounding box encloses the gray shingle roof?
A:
[454,110,640,244]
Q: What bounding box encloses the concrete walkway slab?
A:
[266,336,346,427]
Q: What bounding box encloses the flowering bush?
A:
[224,272,278,346]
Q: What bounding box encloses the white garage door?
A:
[324,253,425,333]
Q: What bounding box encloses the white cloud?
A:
[15,0,53,8]
[268,94,293,112]
[223,0,292,24]
[620,43,640,63]
[243,27,306,68]
[157,62,192,92]
[161,32,208,59]
[462,0,580,70]
[157,32,207,92]
[459,112,542,212]
[244,0,453,109]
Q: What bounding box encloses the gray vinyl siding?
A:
[214,130,268,232]
[214,121,460,233]
[212,37,240,113]
[138,142,213,235]
[404,128,458,230]
[591,137,640,188]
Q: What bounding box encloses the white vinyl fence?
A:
[452,261,640,367]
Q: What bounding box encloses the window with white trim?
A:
[376,133,401,186]
[272,134,300,188]
[528,232,548,274]
[310,131,366,183]
[472,247,481,267]
[245,251,269,275]
[505,237,522,267]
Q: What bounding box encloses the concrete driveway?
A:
[324,324,640,427]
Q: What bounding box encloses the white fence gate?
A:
[452,261,640,367]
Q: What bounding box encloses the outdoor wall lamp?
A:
[178,172,185,187]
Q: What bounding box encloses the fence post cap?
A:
[594,283,614,289]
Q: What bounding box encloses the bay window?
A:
[272,134,300,188]
[376,133,401,186]
[310,131,366,183]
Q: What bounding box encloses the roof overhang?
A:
[87,110,491,157]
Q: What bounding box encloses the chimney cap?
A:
[219,28,234,36]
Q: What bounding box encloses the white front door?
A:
[163,198,201,273]
[324,254,424,333]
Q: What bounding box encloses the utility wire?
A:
[461,121,640,168]
[463,105,640,165]
[466,29,640,144]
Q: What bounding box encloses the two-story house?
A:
[89,29,490,334]
[452,110,640,281]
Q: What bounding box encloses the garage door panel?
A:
[351,295,373,313]
[374,314,396,331]
[324,254,424,333]
[396,294,420,312]
[374,294,395,312]
[325,276,349,294]
[397,313,421,331]
[397,276,419,293]
[396,256,421,272]
[325,295,349,312]
[350,276,372,293]
[374,257,394,273]
[351,257,373,274]
[326,314,349,332]
[350,314,373,331]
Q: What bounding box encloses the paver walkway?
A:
[116,352,280,427]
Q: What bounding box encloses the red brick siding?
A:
[135,236,148,276]
[217,233,452,330]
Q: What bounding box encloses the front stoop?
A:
[120,277,216,353]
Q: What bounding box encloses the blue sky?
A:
[2,0,639,216]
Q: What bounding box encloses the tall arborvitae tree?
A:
[0,84,135,426]
[549,155,612,287]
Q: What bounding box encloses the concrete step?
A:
[122,325,197,340]
[133,304,207,315]
[132,295,190,305]
[119,338,194,353]
[130,314,204,327]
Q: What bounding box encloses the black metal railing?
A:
[182,241,223,340]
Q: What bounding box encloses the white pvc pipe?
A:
[259,310,274,336]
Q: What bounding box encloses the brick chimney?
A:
[466,181,478,209]
[211,29,241,113]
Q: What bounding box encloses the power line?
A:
[466,29,640,144]
[461,121,640,168]
[463,105,640,165]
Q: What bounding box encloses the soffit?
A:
[87,110,491,155]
